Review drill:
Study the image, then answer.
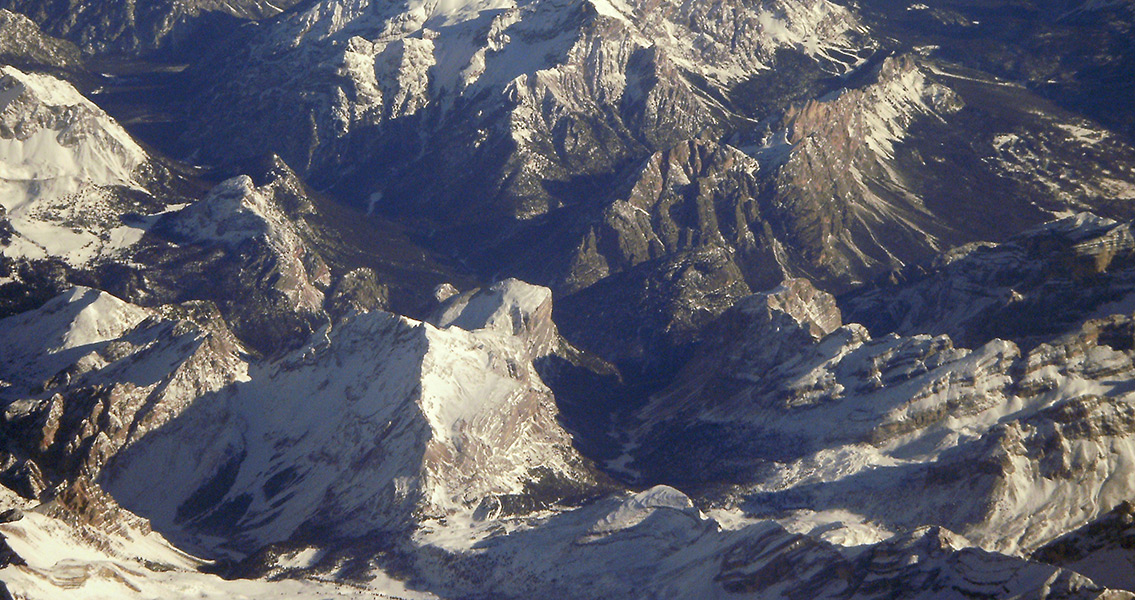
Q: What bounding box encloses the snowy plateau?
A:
[2,0,1135,599]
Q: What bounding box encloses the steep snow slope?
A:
[101,279,598,553]
[0,486,433,600]
[0,286,151,387]
[0,65,158,265]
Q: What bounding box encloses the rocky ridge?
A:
[0,0,305,53]
[620,221,1135,558]
[0,64,165,265]
[1,0,1135,598]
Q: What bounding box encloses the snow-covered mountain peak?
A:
[44,287,151,352]
[1,63,81,107]
[95,280,595,551]
[0,66,152,264]
[426,0,518,27]
[0,287,150,388]
[172,175,285,245]
[588,485,705,537]
[0,66,143,193]
[431,278,558,356]
[162,174,330,316]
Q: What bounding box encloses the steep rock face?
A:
[559,54,962,291]
[755,54,1135,282]
[101,279,599,552]
[0,9,81,71]
[0,287,249,510]
[180,0,869,222]
[843,213,1135,349]
[545,94,936,360]
[132,169,332,355]
[0,0,304,54]
[769,55,962,273]
[623,274,1135,556]
[561,139,768,294]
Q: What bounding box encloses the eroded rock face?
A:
[550,57,953,293]
[622,272,1135,556]
[768,56,961,270]
[94,279,600,551]
[843,213,1135,349]
[0,287,249,533]
[137,171,332,355]
[739,277,843,340]
[0,9,81,70]
[0,0,303,54]
[561,139,767,294]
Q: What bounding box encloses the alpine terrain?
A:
[1,0,1135,598]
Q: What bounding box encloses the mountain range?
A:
[2,0,1135,598]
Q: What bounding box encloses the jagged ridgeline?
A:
[2,0,1135,599]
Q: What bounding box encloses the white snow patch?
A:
[0,66,150,265]
[589,486,703,535]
